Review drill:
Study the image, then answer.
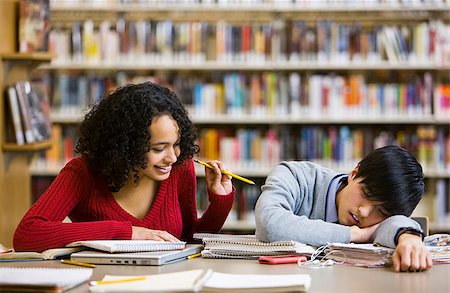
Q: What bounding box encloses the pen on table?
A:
[194,159,255,185]
[187,252,202,259]
[89,276,147,286]
[61,259,96,268]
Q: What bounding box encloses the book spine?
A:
[6,86,25,145]
[15,82,35,144]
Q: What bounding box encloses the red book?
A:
[241,25,251,57]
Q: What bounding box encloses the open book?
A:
[0,267,92,293]
[67,240,186,253]
[194,233,315,259]
[88,269,311,292]
[0,247,84,262]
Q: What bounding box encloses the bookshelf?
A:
[31,0,450,233]
[0,0,53,247]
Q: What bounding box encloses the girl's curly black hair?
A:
[75,81,199,192]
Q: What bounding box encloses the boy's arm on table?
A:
[373,215,432,272]
[372,215,422,248]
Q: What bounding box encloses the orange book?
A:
[45,124,62,162]
[202,129,219,160]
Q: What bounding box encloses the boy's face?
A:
[336,171,388,228]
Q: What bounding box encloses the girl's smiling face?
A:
[140,114,181,182]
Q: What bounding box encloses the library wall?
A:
[3,0,449,240]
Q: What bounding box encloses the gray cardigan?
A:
[255,161,422,248]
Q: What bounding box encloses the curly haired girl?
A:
[14,82,235,252]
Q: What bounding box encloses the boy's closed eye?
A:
[378,208,389,217]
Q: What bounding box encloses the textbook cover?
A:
[19,0,50,53]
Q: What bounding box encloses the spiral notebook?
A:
[66,240,186,253]
[195,233,315,259]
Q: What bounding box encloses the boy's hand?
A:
[349,223,379,243]
[392,233,433,272]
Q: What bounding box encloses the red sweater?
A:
[14,157,235,252]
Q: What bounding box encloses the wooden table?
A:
[1,258,449,292]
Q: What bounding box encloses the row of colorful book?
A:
[47,72,450,120]
[49,18,450,64]
[31,124,449,174]
[193,72,448,119]
[197,126,450,172]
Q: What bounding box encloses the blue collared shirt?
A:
[325,174,348,223]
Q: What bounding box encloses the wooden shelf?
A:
[29,159,450,179]
[3,140,52,152]
[49,110,449,125]
[192,115,448,125]
[40,61,448,71]
[226,219,450,232]
[51,2,450,13]
[0,52,55,62]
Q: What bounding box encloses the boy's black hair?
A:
[354,145,424,216]
[75,81,199,192]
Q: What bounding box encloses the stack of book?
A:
[424,234,450,264]
[324,243,394,268]
[194,233,315,259]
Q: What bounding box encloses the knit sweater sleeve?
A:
[13,158,131,252]
[179,160,234,241]
[255,162,350,247]
[372,215,423,248]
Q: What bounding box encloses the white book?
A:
[0,267,92,293]
[88,269,312,292]
[6,86,25,145]
[67,240,186,253]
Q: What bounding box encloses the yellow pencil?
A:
[194,159,255,185]
[89,276,147,286]
[61,259,96,268]
[187,252,202,259]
